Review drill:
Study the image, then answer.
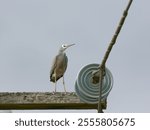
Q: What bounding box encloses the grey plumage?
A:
[50,44,75,93]
[50,52,68,82]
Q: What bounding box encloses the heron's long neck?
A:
[59,49,65,54]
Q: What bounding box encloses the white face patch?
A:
[62,44,67,48]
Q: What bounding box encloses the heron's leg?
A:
[54,73,57,93]
[52,72,56,94]
[54,82,57,93]
[62,76,67,94]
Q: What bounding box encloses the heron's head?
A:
[60,43,75,52]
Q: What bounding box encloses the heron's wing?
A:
[50,53,68,82]
[63,54,68,72]
[50,55,58,81]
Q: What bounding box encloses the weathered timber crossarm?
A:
[0,92,106,110]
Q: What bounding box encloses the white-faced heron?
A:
[50,44,75,93]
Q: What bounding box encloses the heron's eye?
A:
[62,44,67,48]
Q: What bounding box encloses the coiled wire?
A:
[75,63,113,104]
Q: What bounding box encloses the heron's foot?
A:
[52,91,56,95]
[64,91,67,95]
[60,92,67,96]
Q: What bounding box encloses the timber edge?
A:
[0,92,107,110]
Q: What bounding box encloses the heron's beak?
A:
[67,44,75,48]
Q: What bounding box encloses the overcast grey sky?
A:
[0,0,150,112]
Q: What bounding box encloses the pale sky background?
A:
[0,0,150,113]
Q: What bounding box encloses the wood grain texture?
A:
[0,92,106,110]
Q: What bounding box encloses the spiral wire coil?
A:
[75,63,113,104]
